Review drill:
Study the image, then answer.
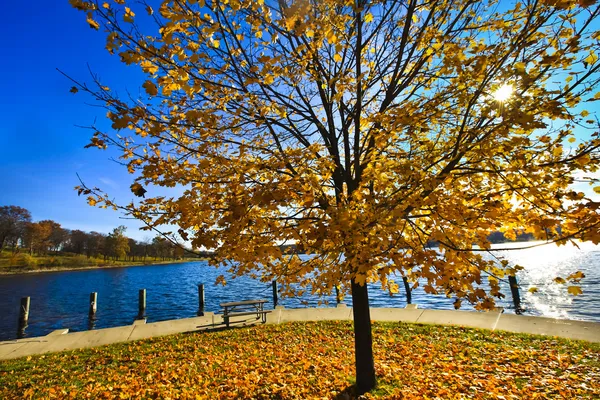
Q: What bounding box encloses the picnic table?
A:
[220,299,271,327]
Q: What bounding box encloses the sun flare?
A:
[493,83,514,102]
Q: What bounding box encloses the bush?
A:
[47,257,63,267]
[8,254,37,268]
[65,255,92,267]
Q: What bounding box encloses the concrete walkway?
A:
[1,305,598,361]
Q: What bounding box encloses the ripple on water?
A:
[0,241,598,340]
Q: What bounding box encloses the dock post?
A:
[89,292,97,319]
[17,297,30,338]
[402,277,412,305]
[138,289,146,319]
[508,275,523,314]
[335,285,341,304]
[272,280,278,307]
[198,283,205,316]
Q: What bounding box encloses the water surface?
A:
[0,241,598,341]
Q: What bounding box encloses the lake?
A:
[0,241,598,341]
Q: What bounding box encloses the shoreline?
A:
[0,258,208,276]
[1,306,598,361]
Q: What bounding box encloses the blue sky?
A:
[0,1,151,240]
[0,1,598,242]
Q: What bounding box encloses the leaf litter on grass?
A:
[0,321,598,399]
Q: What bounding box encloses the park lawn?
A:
[0,321,598,399]
[0,250,202,274]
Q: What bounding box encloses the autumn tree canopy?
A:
[71,0,600,392]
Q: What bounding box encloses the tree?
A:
[106,226,130,260]
[71,0,600,393]
[65,229,89,254]
[140,237,152,261]
[85,231,106,258]
[151,236,171,260]
[0,206,32,250]
[48,225,69,252]
[128,238,140,261]
[24,221,54,255]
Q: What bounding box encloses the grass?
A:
[0,251,203,274]
[0,321,598,399]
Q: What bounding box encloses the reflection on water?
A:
[0,241,598,340]
[492,241,600,320]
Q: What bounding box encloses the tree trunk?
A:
[351,280,376,394]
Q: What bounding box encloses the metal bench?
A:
[220,299,271,327]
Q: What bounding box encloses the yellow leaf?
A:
[140,60,158,74]
[130,183,147,197]
[325,30,337,44]
[87,197,97,206]
[553,146,562,157]
[567,271,586,281]
[124,7,135,23]
[364,13,373,23]
[581,110,590,117]
[354,274,367,286]
[215,275,227,286]
[584,51,598,66]
[102,2,110,9]
[86,16,100,30]
[528,287,538,294]
[334,53,342,63]
[593,186,600,194]
[568,137,576,143]
[306,29,314,38]
[514,62,526,72]
[142,80,158,96]
[567,286,583,295]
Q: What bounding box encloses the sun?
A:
[492,83,514,102]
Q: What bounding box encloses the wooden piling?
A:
[17,297,30,338]
[89,292,97,319]
[402,277,412,305]
[138,289,146,319]
[198,283,205,316]
[18,297,30,324]
[272,280,278,307]
[508,275,523,314]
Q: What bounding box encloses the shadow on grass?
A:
[332,385,360,399]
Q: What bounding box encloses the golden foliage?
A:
[68,0,600,311]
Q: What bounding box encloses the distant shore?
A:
[0,258,208,276]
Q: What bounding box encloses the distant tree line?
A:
[2,205,533,259]
[0,205,204,261]
[279,231,535,254]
